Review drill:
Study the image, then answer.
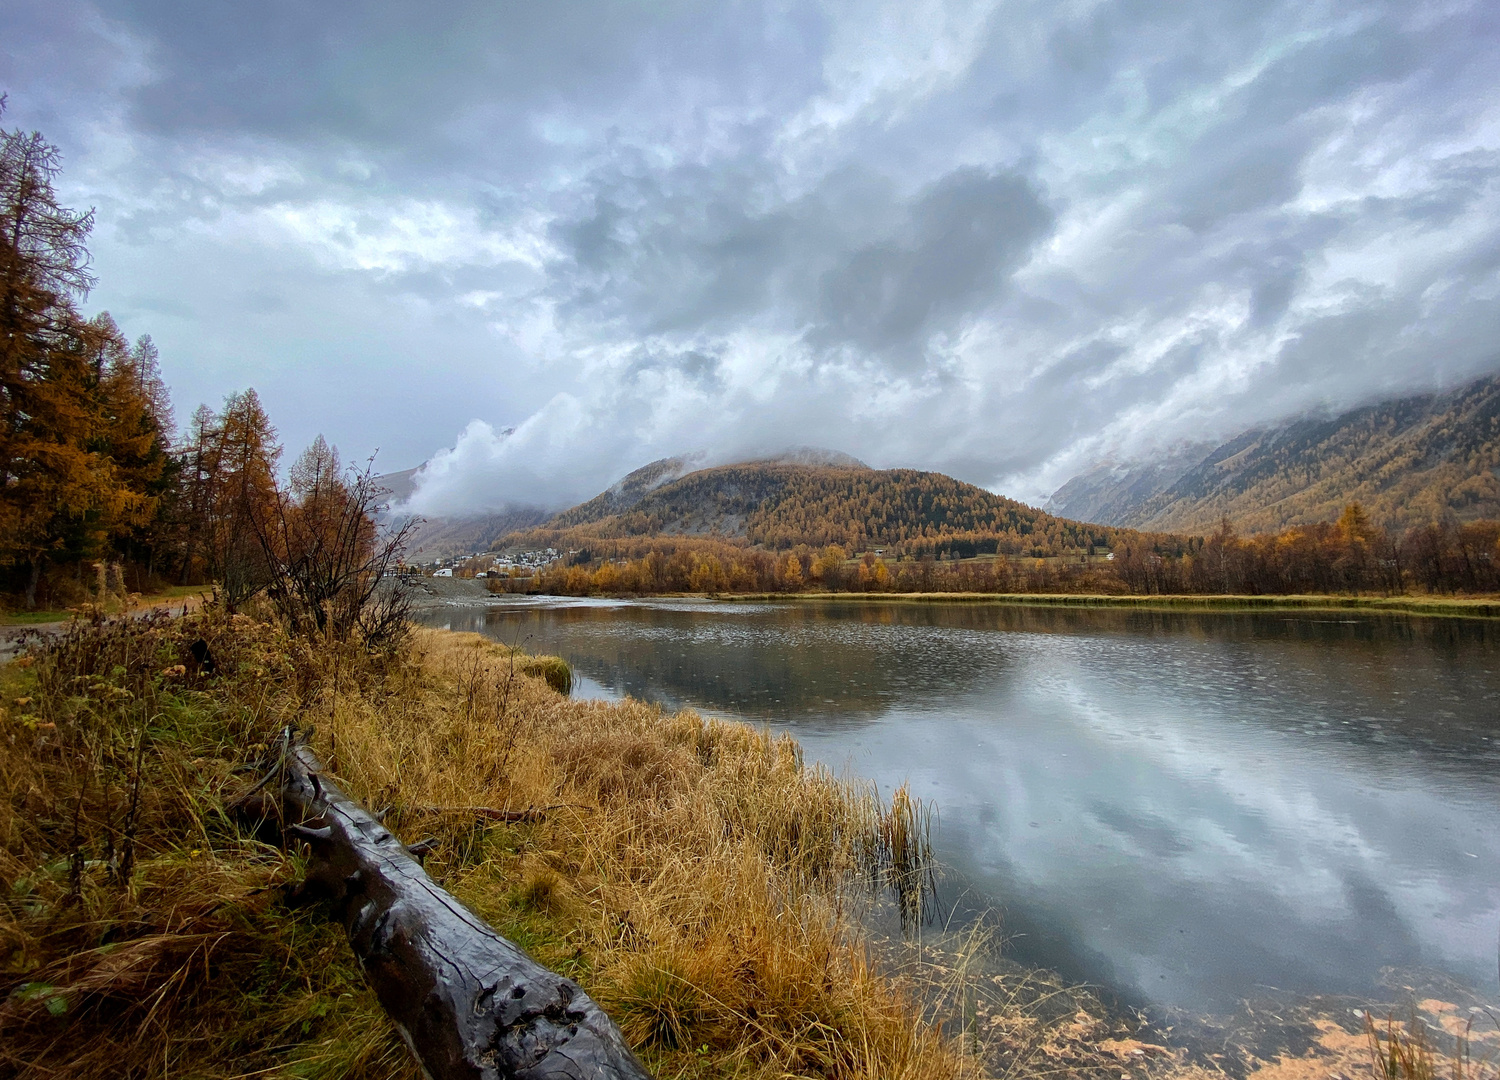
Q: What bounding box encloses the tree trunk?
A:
[244,729,651,1080]
[24,556,41,610]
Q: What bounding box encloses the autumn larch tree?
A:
[0,102,99,605]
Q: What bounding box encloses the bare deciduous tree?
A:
[253,442,415,645]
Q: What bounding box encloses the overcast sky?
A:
[4,1,1498,511]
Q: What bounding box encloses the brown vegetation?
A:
[1063,374,1500,536]
[499,506,1500,599]
[0,606,988,1079]
[506,463,1137,560]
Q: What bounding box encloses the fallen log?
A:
[243,727,651,1080]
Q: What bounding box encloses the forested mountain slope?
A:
[546,455,704,529]
[506,460,1140,557]
[550,449,870,531]
[1050,373,1500,534]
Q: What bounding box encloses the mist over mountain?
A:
[385,448,878,558]
[374,466,422,506]
[1049,372,1500,534]
[1044,444,1215,530]
[387,364,1500,565]
[396,507,551,562]
[17,1,1494,508]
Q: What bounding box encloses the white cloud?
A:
[259,199,553,274]
[6,0,1499,513]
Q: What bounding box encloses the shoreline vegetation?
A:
[7,608,1495,1080]
[474,504,1500,615]
[25,604,1352,1080]
[458,577,1500,620]
[0,612,948,1074]
[706,591,1500,619]
[2,606,1010,1078]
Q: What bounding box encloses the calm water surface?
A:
[421,598,1500,1013]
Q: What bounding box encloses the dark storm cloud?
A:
[2,0,1498,508]
[812,169,1052,363]
[549,162,1050,371]
[115,1,827,165]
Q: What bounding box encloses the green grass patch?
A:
[0,584,208,626]
[0,607,76,626]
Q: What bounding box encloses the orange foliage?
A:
[505,505,1500,598]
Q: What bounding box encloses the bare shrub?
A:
[252,450,415,647]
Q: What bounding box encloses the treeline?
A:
[508,505,1500,598]
[506,537,1126,596]
[1111,506,1500,595]
[0,108,405,624]
[0,105,177,607]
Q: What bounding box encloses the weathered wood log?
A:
[247,727,651,1080]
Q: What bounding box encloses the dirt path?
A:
[0,592,210,659]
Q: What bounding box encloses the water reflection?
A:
[424,598,1500,1012]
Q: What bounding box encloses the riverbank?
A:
[0,608,983,1078]
[403,574,500,609]
[6,606,1490,1078]
[745,590,1500,617]
[531,588,1500,619]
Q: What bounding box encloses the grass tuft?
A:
[515,865,563,914]
[521,653,574,695]
[1367,1009,1498,1080]
[0,611,977,1079]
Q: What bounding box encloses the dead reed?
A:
[0,608,415,1078]
[0,610,970,1079]
[1367,1009,1499,1080]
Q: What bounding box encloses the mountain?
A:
[1049,372,1500,534]
[505,456,1135,557]
[546,454,706,529]
[1046,443,1214,527]
[548,448,870,532]
[399,507,551,561]
[375,465,422,505]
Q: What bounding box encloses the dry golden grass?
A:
[0,609,415,1078]
[0,609,974,1079]
[339,629,967,1079]
[14,606,1469,1080]
[1364,1009,1500,1080]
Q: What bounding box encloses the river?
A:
[419,597,1500,1017]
